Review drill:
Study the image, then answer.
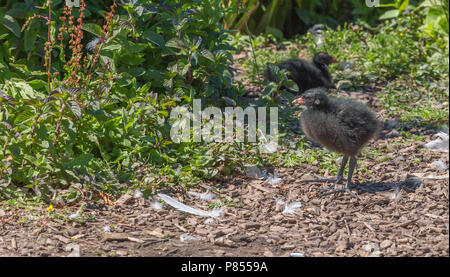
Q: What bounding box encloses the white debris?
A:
[308,24,324,46]
[66,243,80,257]
[68,212,80,220]
[290,252,305,257]
[412,172,449,180]
[204,218,215,224]
[363,242,380,257]
[103,225,111,232]
[158,193,223,218]
[180,234,201,242]
[276,199,286,206]
[315,36,324,46]
[431,159,448,171]
[246,166,267,179]
[68,204,85,220]
[339,62,353,70]
[266,171,282,186]
[174,164,182,176]
[282,201,302,215]
[150,199,163,210]
[364,73,378,82]
[424,132,449,150]
[423,174,449,180]
[187,190,216,201]
[276,199,302,215]
[389,188,402,202]
[133,189,143,199]
[260,141,278,154]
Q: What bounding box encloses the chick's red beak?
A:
[331,57,337,63]
[292,97,304,106]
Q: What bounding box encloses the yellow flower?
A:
[47,204,54,212]
[338,37,342,40]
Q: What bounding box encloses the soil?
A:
[0,50,448,257]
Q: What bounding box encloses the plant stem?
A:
[48,0,52,92]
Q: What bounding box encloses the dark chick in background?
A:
[265,52,337,94]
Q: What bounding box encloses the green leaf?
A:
[166,38,185,50]
[14,109,33,125]
[379,9,400,20]
[128,43,147,53]
[378,3,397,8]
[70,100,82,120]
[120,54,145,65]
[24,28,37,52]
[295,8,311,25]
[28,79,47,90]
[398,0,409,12]
[36,124,48,140]
[2,14,21,38]
[199,49,215,62]
[9,143,21,158]
[103,44,121,51]
[61,119,77,141]
[266,26,284,41]
[65,153,93,168]
[143,30,165,47]
[82,23,103,37]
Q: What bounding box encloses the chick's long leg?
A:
[320,156,360,199]
[299,156,348,189]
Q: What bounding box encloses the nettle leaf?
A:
[379,9,399,20]
[198,49,215,66]
[9,143,21,158]
[166,38,185,50]
[163,78,173,89]
[143,30,165,48]
[61,119,77,141]
[193,36,202,48]
[141,4,159,14]
[65,153,94,168]
[129,67,146,77]
[128,42,147,54]
[181,64,190,76]
[28,79,47,90]
[103,44,121,51]
[120,54,145,65]
[149,149,164,164]
[2,14,21,38]
[215,49,233,61]
[82,23,103,37]
[13,81,38,99]
[36,124,48,140]
[174,17,189,31]
[168,63,178,74]
[70,100,82,120]
[14,109,34,125]
[284,79,299,92]
[24,28,38,52]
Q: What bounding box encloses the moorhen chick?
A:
[265,52,337,94]
[293,89,380,198]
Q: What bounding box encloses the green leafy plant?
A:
[379,0,416,20]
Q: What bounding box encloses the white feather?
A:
[187,190,216,201]
[150,199,163,210]
[424,132,449,150]
[282,201,302,215]
[158,193,223,218]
